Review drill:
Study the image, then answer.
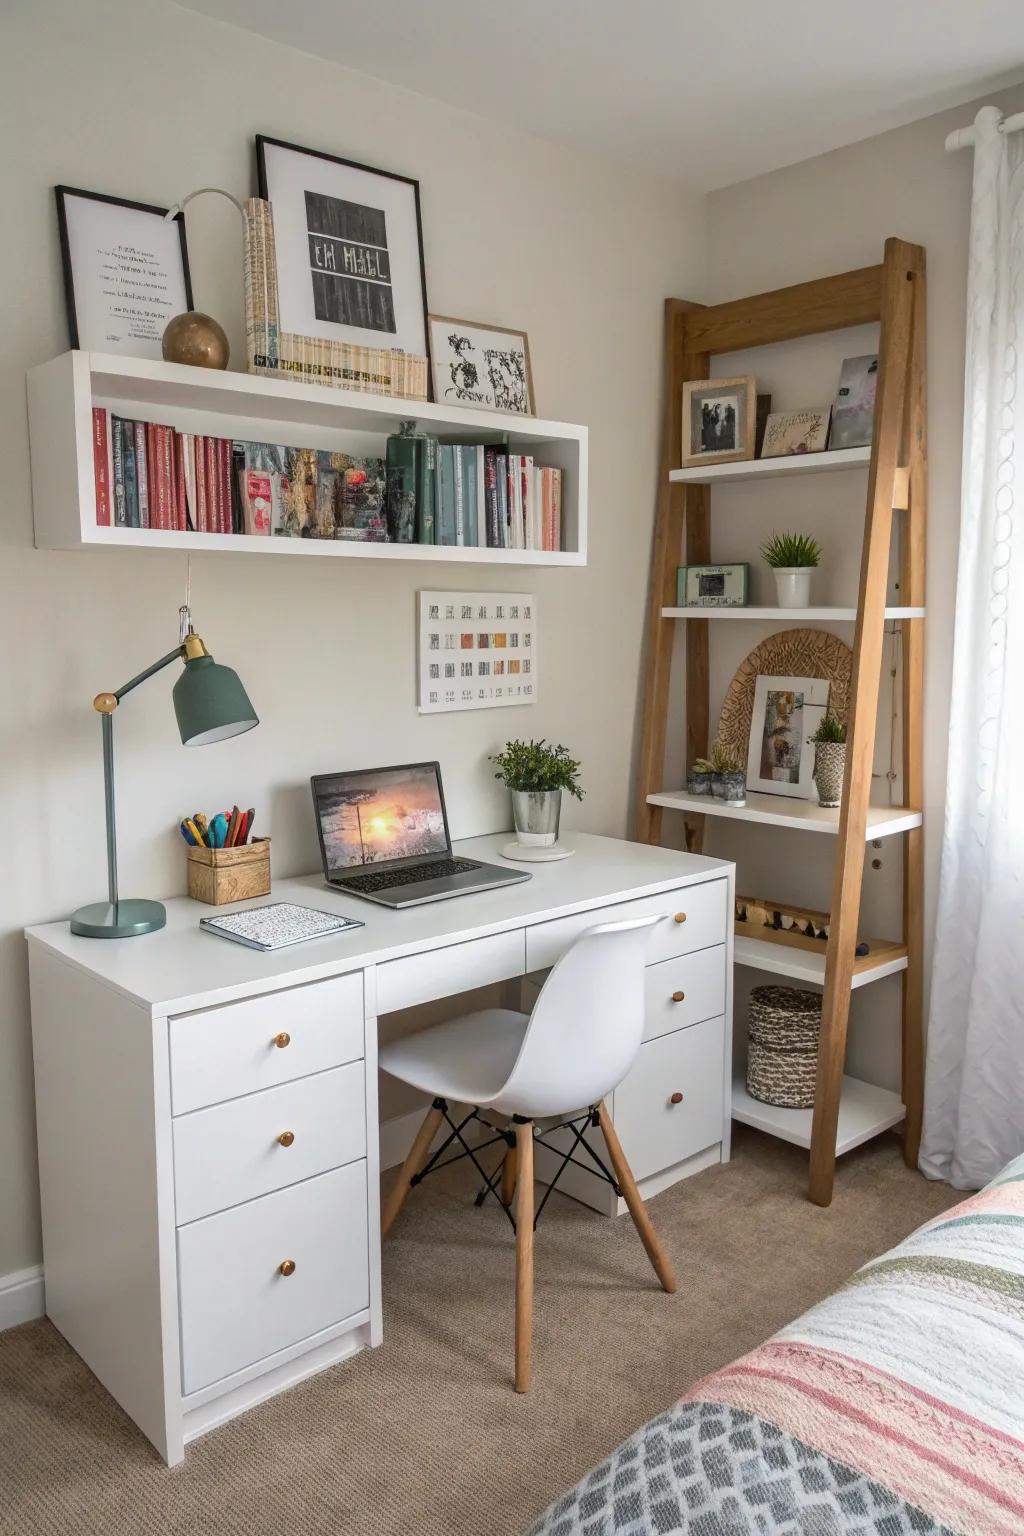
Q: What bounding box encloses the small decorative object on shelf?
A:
[706,742,746,805]
[808,712,848,807]
[680,376,756,468]
[163,310,230,370]
[687,758,715,796]
[760,408,831,458]
[428,315,534,414]
[760,530,821,608]
[676,562,749,607]
[491,738,583,849]
[829,355,878,449]
[746,984,822,1109]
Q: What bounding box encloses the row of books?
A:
[387,431,562,550]
[93,409,245,533]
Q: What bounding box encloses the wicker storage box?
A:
[186,838,270,906]
[746,984,822,1108]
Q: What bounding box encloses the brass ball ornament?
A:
[162,311,230,370]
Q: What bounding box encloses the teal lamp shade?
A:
[172,653,259,746]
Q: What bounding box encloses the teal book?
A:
[452,444,466,544]
[416,434,437,544]
[461,445,478,546]
[436,444,457,545]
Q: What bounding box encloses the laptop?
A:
[311,761,531,908]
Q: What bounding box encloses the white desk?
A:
[26,832,733,1464]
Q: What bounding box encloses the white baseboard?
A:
[0,1265,45,1331]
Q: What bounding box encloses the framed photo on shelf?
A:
[428,316,534,414]
[680,376,756,467]
[256,136,430,365]
[829,354,878,448]
[55,185,193,358]
[676,562,749,607]
[761,407,831,458]
[746,675,830,799]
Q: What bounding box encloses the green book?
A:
[416,434,437,544]
[385,429,417,543]
[436,445,456,545]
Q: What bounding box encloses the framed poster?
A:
[256,136,429,362]
[680,376,756,467]
[418,591,536,713]
[428,315,534,414]
[745,675,830,799]
[55,186,192,356]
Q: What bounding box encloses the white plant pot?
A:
[773,567,814,608]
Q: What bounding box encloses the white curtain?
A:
[921,106,1024,1188]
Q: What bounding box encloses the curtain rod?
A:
[946,110,1024,152]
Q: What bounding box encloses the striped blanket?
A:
[530,1155,1024,1535]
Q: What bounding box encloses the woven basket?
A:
[746,984,822,1108]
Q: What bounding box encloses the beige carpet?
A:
[0,1128,958,1536]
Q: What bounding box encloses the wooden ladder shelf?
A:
[635,238,926,1207]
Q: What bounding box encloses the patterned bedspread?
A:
[529,1154,1024,1535]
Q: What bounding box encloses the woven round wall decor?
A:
[715,628,852,765]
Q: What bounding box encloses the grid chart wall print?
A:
[418,591,536,713]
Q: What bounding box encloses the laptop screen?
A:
[312,762,450,874]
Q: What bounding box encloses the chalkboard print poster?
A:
[257,137,429,359]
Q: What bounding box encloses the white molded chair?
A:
[378,913,677,1391]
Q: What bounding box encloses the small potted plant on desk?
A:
[490,738,584,847]
[809,712,847,807]
[761,530,822,609]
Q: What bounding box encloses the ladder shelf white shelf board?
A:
[731,1075,905,1154]
[670,446,871,485]
[733,934,908,989]
[645,788,922,839]
[662,606,925,621]
[27,351,588,565]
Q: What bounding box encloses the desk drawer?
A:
[613,1015,726,1183]
[526,879,727,972]
[173,1063,366,1226]
[643,948,726,1043]
[170,973,363,1115]
[376,930,524,1014]
[178,1161,369,1396]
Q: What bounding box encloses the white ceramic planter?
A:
[773,567,814,608]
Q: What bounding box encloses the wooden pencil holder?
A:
[186,838,271,906]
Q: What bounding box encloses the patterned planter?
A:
[813,741,847,808]
[712,771,746,805]
[687,770,713,796]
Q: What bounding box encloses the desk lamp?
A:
[71,604,259,938]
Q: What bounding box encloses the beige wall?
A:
[0,0,705,1275]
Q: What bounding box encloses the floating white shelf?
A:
[670,446,871,485]
[645,788,921,840]
[26,351,588,565]
[732,934,908,989]
[732,1074,905,1153]
[661,606,925,621]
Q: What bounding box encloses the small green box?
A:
[676,563,750,608]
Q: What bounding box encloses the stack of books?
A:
[385,429,562,550]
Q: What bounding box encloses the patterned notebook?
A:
[199,902,363,952]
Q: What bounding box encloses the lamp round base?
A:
[70,899,167,938]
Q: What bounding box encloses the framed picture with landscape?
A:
[680,376,756,467]
[429,316,534,414]
[746,674,830,799]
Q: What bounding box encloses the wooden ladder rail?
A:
[808,238,925,1205]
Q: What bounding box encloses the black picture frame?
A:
[255,135,431,385]
[55,185,194,352]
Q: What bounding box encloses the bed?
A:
[529,1153,1024,1535]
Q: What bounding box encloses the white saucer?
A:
[500,841,576,863]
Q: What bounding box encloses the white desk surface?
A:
[25,832,731,1016]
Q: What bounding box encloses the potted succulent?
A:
[761,531,822,609]
[708,742,746,805]
[490,738,584,846]
[808,712,847,806]
[687,757,716,796]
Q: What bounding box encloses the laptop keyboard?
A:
[338,857,481,895]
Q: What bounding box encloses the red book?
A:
[145,423,160,529]
[92,408,111,525]
[205,437,220,533]
[173,433,187,530]
[161,427,175,531]
[195,435,207,532]
[219,438,234,534]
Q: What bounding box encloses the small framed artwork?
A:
[761,408,831,458]
[829,355,878,449]
[680,377,756,467]
[676,563,749,607]
[256,136,430,363]
[428,316,534,414]
[746,675,830,799]
[418,590,536,712]
[55,186,193,357]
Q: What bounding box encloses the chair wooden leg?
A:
[381,1102,444,1238]
[501,1143,518,1207]
[597,1101,677,1294]
[514,1120,535,1392]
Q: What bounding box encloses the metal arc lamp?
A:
[71,606,258,938]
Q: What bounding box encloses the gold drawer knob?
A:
[671,990,686,1003]
[277,1130,295,1148]
[669,1092,684,1106]
[279,1259,296,1277]
[673,912,687,924]
[272,1032,291,1049]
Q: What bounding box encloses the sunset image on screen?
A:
[318,766,447,868]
